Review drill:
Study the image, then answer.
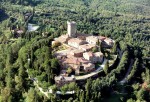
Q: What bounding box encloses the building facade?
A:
[86,36,98,45]
[83,51,104,63]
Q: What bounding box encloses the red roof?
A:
[98,36,106,41]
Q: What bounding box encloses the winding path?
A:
[75,58,107,80]
[27,48,121,97]
[30,77,75,97]
[119,59,134,85]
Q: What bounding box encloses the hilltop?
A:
[0,0,149,102]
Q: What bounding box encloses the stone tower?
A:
[67,21,76,37]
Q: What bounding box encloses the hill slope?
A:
[86,0,150,16]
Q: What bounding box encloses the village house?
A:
[55,75,75,86]
[79,44,96,52]
[83,51,104,63]
[54,34,70,43]
[60,55,95,74]
[97,36,106,41]
[70,49,84,57]
[104,38,114,47]
[86,36,98,45]
[76,33,91,40]
[94,52,104,62]
[81,63,95,72]
[68,38,86,48]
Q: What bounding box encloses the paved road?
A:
[119,59,134,85]
[75,58,107,80]
[117,48,123,58]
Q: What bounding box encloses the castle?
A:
[53,21,114,86]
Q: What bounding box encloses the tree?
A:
[51,58,59,69]
[67,67,72,75]
[68,97,73,102]
[17,58,27,91]
[79,91,85,102]
[50,85,57,93]
[25,88,39,102]
[61,84,68,95]
[92,47,98,53]
[103,60,109,74]
[51,58,60,74]
[97,92,101,101]
[136,88,146,101]
[45,60,53,85]
[1,87,14,102]
[68,82,78,91]
[96,40,102,52]
[85,79,91,101]
[127,98,136,102]
[112,41,118,54]
[127,58,139,82]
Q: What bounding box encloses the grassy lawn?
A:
[57,45,68,51]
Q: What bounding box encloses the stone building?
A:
[86,36,98,45]
[83,51,104,63]
[55,75,75,86]
[68,38,86,48]
[67,21,77,37]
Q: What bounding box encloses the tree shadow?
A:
[0,9,9,22]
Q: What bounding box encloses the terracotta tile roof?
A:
[83,52,94,57]
[98,36,106,41]
[54,34,69,43]
[70,49,84,54]
[82,63,94,68]
[94,52,103,57]
[76,33,92,37]
[79,44,96,51]
[64,57,80,65]
[68,38,85,44]
[77,35,86,40]
[104,38,113,42]
[86,36,98,41]
[62,55,91,65]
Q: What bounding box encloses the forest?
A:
[0,0,150,102]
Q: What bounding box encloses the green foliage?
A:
[136,88,146,101]
[60,84,68,95]
[92,47,98,53]
[50,84,57,93]
[25,88,40,102]
[112,41,118,54]
[0,0,150,101]
[103,60,109,74]
[60,82,78,94]
[67,67,72,75]
[127,58,139,82]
